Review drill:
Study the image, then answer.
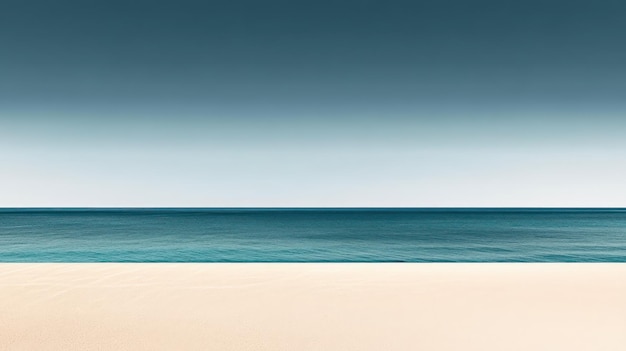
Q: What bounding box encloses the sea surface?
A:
[1,208,625,262]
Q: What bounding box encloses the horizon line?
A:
[1,207,625,210]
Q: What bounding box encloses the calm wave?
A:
[1,208,625,262]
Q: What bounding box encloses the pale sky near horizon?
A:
[1,0,626,207]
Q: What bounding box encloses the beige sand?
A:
[1,263,625,350]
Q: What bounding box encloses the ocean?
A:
[1,208,625,262]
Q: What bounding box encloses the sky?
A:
[1,0,626,207]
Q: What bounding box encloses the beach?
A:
[1,263,625,350]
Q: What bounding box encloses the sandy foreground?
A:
[1,264,625,350]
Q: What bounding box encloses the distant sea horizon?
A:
[1,208,625,262]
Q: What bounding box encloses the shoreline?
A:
[2,263,625,350]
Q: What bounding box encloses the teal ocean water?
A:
[1,208,625,262]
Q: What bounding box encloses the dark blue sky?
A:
[1,0,625,206]
[3,0,626,111]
